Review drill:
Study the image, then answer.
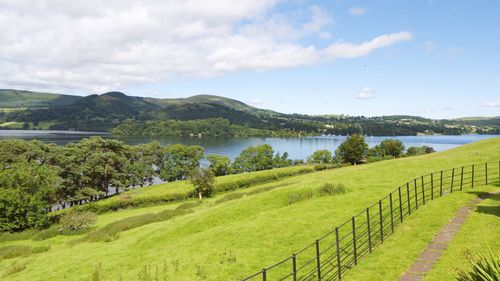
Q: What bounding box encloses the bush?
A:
[457,250,500,281]
[59,210,97,232]
[336,135,368,164]
[288,190,315,205]
[318,183,346,196]
[314,164,327,170]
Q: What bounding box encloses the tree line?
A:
[0,135,434,232]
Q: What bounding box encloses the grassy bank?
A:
[0,138,498,281]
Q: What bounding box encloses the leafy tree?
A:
[406,145,435,156]
[379,139,405,158]
[159,144,204,182]
[206,155,232,176]
[232,144,274,173]
[273,152,293,168]
[307,150,333,164]
[336,135,368,164]
[0,162,60,232]
[189,167,215,199]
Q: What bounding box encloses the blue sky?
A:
[1,0,499,118]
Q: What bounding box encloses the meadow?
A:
[0,138,498,281]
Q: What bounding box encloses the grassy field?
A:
[0,138,499,281]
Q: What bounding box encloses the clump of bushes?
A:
[318,183,346,196]
[59,210,97,232]
[288,183,347,205]
[457,250,500,281]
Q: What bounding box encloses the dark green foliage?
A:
[307,149,333,164]
[0,161,59,232]
[159,144,204,182]
[207,155,232,176]
[314,164,327,170]
[406,145,436,156]
[336,134,369,164]
[189,167,215,199]
[232,144,275,173]
[457,250,500,281]
[369,139,405,159]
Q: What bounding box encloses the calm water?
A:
[0,130,498,160]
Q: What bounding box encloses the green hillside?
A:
[0,138,498,281]
[0,89,81,108]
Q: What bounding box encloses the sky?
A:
[0,0,499,119]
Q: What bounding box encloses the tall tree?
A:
[232,144,274,172]
[336,135,368,164]
[159,144,204,182]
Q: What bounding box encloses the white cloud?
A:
[349,7,366,16]
[356,87,376,99]
[483,101,500,108]
[0,0,411,92]
[421,41,438,52]
[324,32,413,59]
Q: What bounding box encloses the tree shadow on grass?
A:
[475,205,500,217]
[467,191,500,200]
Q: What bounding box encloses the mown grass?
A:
[422,192,500,281]
[0,138,498,281]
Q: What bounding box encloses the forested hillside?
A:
[0,89,498,136]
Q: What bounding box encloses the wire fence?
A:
[240,161,500,281]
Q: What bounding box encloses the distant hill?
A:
[0,89,81,108]
[0,89,498,135]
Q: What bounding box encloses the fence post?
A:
[472,165,475,189]
[398,187,403,222]
[431,173,434,200]
[389,193,394,233]
[421,176,425,205]
[292,254,297,281]
[366,208,372,252]
[460,166,464,191]
[379,200,384,243]
[262,269,267,281]
[335,227,341,280]
[450,168,455,193]
[315,240,321,280]
[352,217,357,265]
[414,179,418,210]
[485,163,488,185]
[406,183,411,215]
[440,170,443,197]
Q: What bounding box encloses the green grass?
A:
[422,192,500,281]
[0,138,499,281]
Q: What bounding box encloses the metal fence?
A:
[240,161,500,281]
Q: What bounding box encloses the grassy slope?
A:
[0,90,81,108]
[0,138,499,281]
[422,192,500,281]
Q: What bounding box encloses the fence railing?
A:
[240,161,500,281]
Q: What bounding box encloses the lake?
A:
[0,130,498,160]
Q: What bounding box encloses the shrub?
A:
[457,250,500,281]
[189,167,215,199]
[314,164,327,170]
[318,183,346,196]
[59,210,97,232]
[288,190,315,205]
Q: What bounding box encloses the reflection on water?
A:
[0,130,498,160]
